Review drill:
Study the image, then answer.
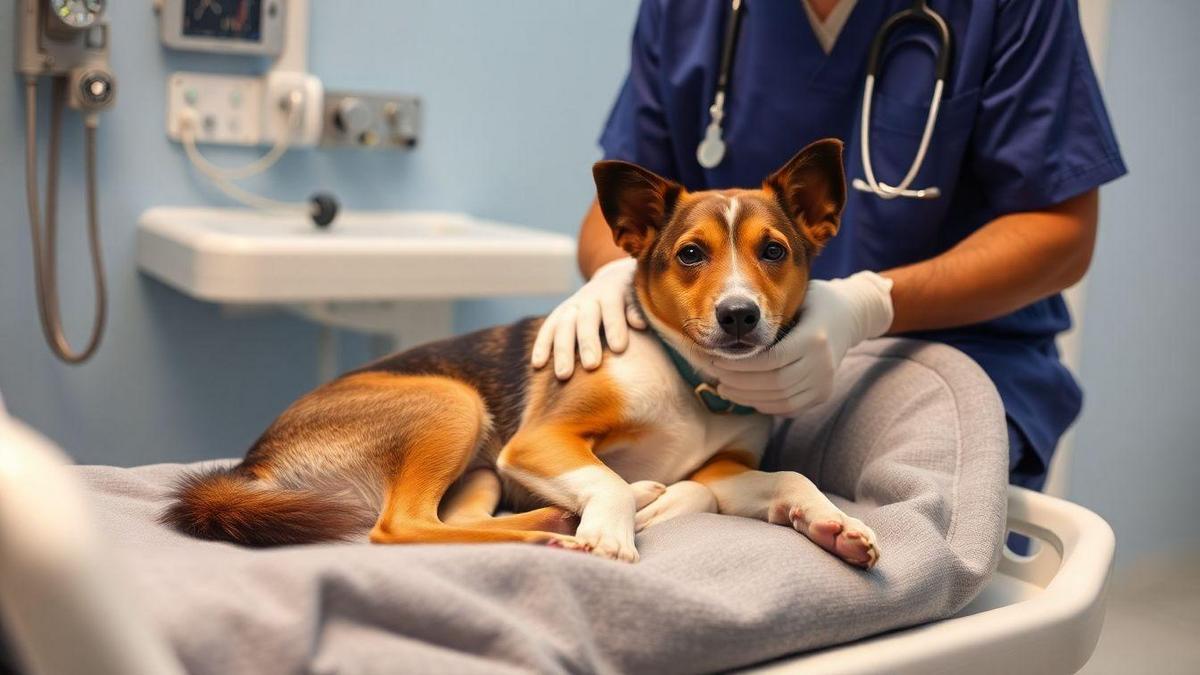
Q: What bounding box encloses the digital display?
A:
[182,0,264,43]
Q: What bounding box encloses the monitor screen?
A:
[181,0,264,43]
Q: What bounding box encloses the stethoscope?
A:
[696,0,953,201]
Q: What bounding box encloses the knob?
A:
[332,98,372,141]
[73,69,115,111]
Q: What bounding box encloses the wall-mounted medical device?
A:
[159,0,285,56]
[321,92,421,149]
[15,0,117,364]
[156,0,420,228]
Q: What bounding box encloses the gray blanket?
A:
[76,338,1008,674]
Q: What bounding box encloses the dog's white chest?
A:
[597,331,772,484]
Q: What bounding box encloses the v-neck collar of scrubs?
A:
[802,0,859,54]
[746,0,885,93]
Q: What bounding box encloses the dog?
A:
[163,139,879,569]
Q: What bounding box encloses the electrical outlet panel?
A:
[320,91,421,149]
[166,72,264,145]
[166,71,324,147]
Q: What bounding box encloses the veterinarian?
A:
[533,0,1126,492]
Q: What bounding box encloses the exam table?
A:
[0,340,1115,674]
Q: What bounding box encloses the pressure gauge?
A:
[48,0,105,30]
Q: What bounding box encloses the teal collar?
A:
[651,332,758,416]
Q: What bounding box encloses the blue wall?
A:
[3,0,1197,570]
[0,0,640,465]
[1068,0,1200,568]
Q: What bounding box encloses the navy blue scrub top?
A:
[599,0,1127,482]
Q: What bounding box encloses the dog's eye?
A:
[676,245,706,266]
[761,242,787,262]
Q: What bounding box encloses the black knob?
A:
[309,193,339,228]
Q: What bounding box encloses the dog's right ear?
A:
[593,161,683,258]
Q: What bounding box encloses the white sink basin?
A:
[136,207,576,303]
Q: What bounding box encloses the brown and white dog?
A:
[163,139,879,569]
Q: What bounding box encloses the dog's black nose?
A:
[716,299,760,339]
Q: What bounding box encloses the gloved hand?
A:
[531,257,646,380]
[708,271,894,416]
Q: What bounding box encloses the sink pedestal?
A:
[290,301,453,380]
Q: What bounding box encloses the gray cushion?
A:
[75,337,1008,674]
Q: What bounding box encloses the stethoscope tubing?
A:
[854,75,944,200]
[854,0,951,199]
[699,0,953,202]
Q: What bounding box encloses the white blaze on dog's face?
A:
[593,139,848,359]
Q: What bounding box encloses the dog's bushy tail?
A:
[160,467,371,546]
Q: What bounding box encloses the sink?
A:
[136,207,576,304]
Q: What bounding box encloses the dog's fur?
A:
[163,139,879,568]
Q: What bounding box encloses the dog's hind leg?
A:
[459,479,669,536]
[366,385,585,549]
[371,483,586,547]
[373,467,585,545]
[440,468,579,535]
[453,506,579,536]
[440,468,503,522]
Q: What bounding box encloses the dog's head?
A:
[592,139,846,360]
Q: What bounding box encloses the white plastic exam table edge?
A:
[0,408,1113,675]
[746,485,1115,674]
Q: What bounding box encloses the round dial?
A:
[49,0,105,29]
[334,98,373,138]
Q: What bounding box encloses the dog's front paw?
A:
[791,506,879,569]
[575,518,638,563]
[543,534,592,553]
[635,481,717,532]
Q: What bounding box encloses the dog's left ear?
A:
[763,139,847,250]
[593,160,684,258]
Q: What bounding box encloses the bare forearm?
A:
[882,189,1099,334]
[578,198,629,279]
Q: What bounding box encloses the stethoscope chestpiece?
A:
[696,0,744,170]
[697,93,728,169]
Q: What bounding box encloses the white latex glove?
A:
[531,257,646,379]
[708,271,894,416]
